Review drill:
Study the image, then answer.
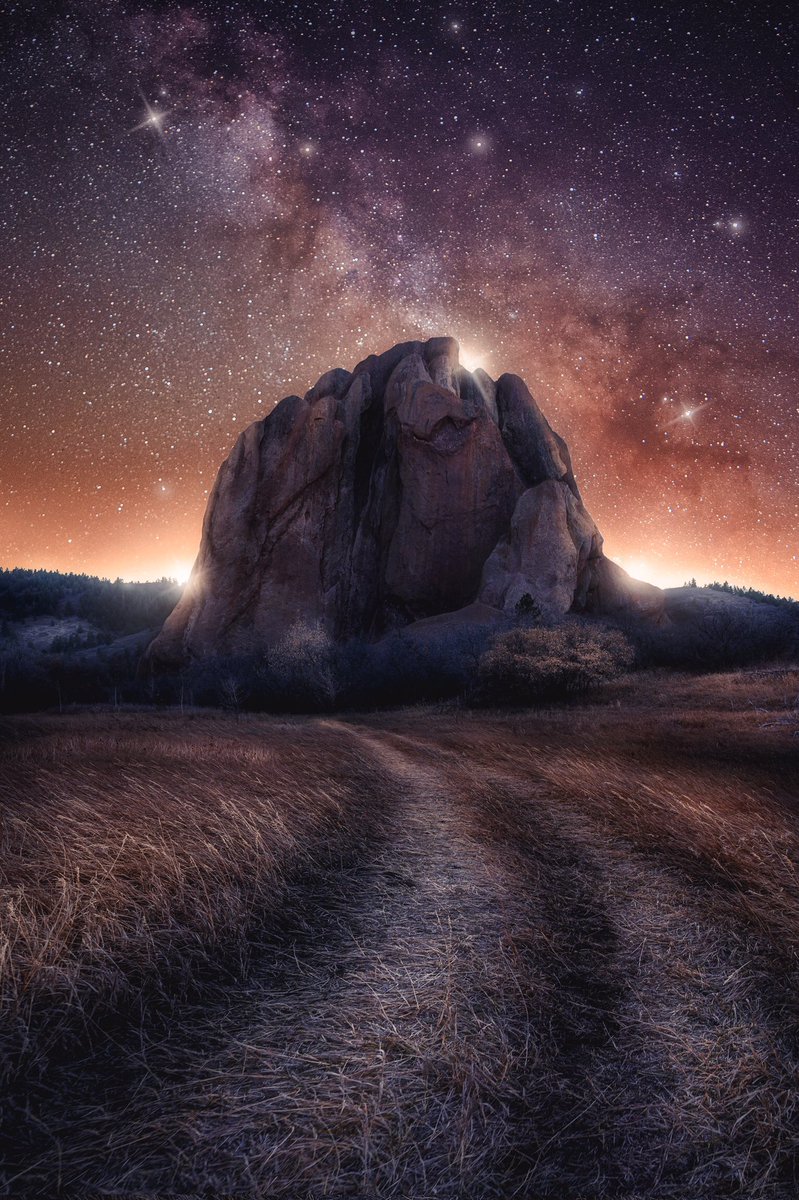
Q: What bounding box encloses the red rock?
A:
[479,480,602,618]
[148,338,663,665]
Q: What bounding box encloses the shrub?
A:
[514,592,544,622]
[626,604,798,671]
[342,622,502,708]
[477,620,635,704]
[266,621,340,710]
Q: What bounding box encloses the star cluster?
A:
[1,0,797,593]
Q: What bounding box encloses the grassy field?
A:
[1,668,798,1197]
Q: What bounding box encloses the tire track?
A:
[378,727,799,1199]
[34,722,799,1200]
[71,723,568,1197]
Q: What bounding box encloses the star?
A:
[130,97,170,139]
[469,134,490,154]
[662,400,712,429]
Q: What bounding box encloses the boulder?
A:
[479,480,602,618]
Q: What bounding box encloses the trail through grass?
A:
[2,672,799,1196]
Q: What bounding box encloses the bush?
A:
[514,592,544,622]
[477,620,635,704]
[626,605,798,671]
[342,621,503,708]
[266,621,340,710]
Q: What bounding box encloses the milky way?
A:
[2,1,797,593]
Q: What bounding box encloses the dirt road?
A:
[54,716,799,1199]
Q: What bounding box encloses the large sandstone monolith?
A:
[148,337,663,664]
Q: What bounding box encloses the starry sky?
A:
[2,0,797,594]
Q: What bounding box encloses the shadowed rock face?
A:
[149,337,663,664]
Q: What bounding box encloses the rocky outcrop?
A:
[148,337,663,664]
[479,480,599,616]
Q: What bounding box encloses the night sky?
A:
[2,1,797,594]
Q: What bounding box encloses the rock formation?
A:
[148,337,663,664]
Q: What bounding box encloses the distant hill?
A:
[0,569,185,713]
[685,578,798,611]
[0,566,795,716]
[0,568,182,637]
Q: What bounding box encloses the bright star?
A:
[130,97,169,139]
[713,216,746,238]
[469,133,490,154]
[662,400,712,428]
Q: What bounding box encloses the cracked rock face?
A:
[148,337,663,664]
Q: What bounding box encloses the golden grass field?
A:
[1,668,798,1197]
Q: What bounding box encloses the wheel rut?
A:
[69,723,550,1198]
[44,722,799,1200]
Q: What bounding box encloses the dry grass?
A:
[0,714,388,1017]
[0,711,397,1192]
[2,670,799,1196]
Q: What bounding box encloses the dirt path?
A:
[369,726,799,1199]
[95,723,549,1197]
[41,721,799,1199]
